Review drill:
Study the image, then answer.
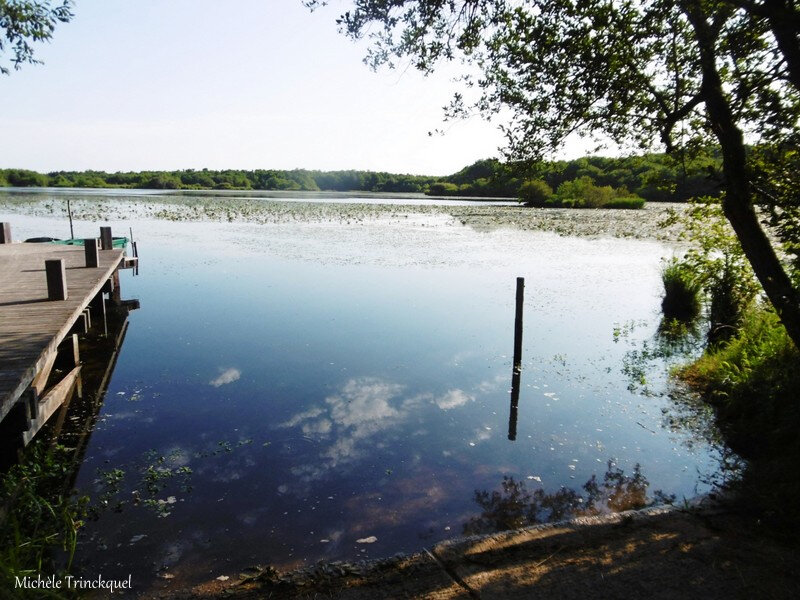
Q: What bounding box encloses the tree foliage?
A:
[312,0,800,348]
[0,166,440,193]
[518,179,553,206]
[0,0,72,75]
[0,151,719,201]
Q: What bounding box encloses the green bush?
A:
[551,176,644,209]
[3,169,48,187]
[518,179,553,206]
[661,258,702,321]
[680,308,800,528]
[707,259,757,345]
[427,182,460,195]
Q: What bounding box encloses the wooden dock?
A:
[0,241,125,453]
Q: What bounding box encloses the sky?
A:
[0,0,591,176]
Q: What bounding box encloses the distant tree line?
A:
[430,152,722,202]
[0,168,437,193]
[0,151,722,202]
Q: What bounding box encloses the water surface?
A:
[1,204,722,591]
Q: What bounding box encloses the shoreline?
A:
[144,495,799,599]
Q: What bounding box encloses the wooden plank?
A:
[31,349,57,396]
[0,244,123,422]
[121,256,139,270]
[21,366,81,446]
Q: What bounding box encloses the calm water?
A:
[3,205,722,591]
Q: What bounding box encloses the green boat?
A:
[51,237,129,248]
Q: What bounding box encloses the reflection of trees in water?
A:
[615,318,725,452]
[464,461,675,536]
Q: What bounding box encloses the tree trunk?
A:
[762,0,800,91]
[685,2,800,349]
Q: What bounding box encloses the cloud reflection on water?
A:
[209,367,241,387]
[434,389,473,410]
[278,377,473,482]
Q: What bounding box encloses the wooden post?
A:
[67,198,74,240]
[84,238,100,267]
[45,259,68,301]
[70,334,82,398]
[513,277,524,371]
[25,389,39,422]
[100,226,113,250]
[0,222,11,244]
[508,369,520,441]
[110,270,121,305]
[90,292,108,337]
[509,277,525,441]
[70,333,80,368]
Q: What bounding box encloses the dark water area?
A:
[2,211,724,593]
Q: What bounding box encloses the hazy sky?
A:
[0,1,588,175]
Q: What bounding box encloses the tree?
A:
[310,0,800,348]
[0,0,72,75]
[518,179,553,207]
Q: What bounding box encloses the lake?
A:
[0,191,724,592]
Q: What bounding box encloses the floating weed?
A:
[612,319,649,344]
[88,450,195,519]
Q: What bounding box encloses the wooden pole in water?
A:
[0,222,11,244]
[67,198,74,240]
[509,370,520,441]
[513,277,524,371]
[509,277,524,441]
[45,259,68,301]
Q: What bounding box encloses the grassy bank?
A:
[679,308,800,529]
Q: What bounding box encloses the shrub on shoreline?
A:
[519,175,645,209]
[661,258,702,321]
[679,307,800,527]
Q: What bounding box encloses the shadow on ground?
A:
[148,502,799,599]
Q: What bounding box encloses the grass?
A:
[0,442,87,599]
[679,307,800,530]
[661,258,702,321]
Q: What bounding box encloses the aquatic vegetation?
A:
[660,257,702,321]
[0,442,88,599]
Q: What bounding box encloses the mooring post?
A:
[84,238,100,267]
[100,226,113,250]
[513,277,524,371]
[509,277,525,441]
[45,259,68,301]
[0,222,11,244]
[508,369,520,441]
[67,198,74,240]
